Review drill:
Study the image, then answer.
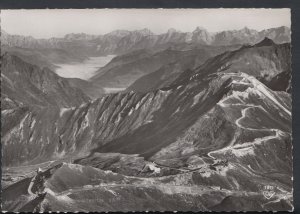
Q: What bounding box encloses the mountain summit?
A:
[1,23,293,212]
[254,37,276,47]
[1,26,291,55]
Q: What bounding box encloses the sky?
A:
[0,9,291,39]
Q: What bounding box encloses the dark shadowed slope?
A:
[2,37,292,212]
[1,45,88,71]
[1,53,90,108]
[2,78,292,212]
[0,49,107,99]
[1,39,291,167]
[66,78,105,99]
[127,38,290,93]
[172,38,291,92]
[91,45,241,89]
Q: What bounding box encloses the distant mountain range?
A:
[1,26,290,55]
[1,27,293,212]
[2,38,291,166]
[90,44,241,89]
[1,26,290,98]
[128,37,291,93]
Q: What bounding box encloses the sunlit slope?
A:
[2,159,292,212]
[1,37,293,211]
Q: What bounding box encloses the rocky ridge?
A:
[1,26,290,55]
[1,37,293,212]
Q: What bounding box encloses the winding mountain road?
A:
[207,73,290,160]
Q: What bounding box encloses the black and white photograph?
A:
[0,9,293,212]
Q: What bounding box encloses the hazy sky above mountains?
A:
[1,9,290,39]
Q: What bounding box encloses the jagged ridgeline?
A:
[1,28,292,212]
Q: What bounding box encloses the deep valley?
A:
[1,25,293,212]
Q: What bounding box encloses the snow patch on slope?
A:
[192,90,205,106]
[60,107,75,117]
[241,73,291,116]
[231,147,255,157]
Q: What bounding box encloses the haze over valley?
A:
[0,9,293,212]
[55,55,116,80]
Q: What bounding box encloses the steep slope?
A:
[1,39,291,165]
[173,38,291,92]
[90,49,156,88]
[1,45,88,71]
[128,38,290,93]
[91,49,192,88]
[2,38,292,211]
[2,63,291,170]
[91,45,240,89]
[66,78,105,99]
[1,53,90,108]
[2,71,292,211]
